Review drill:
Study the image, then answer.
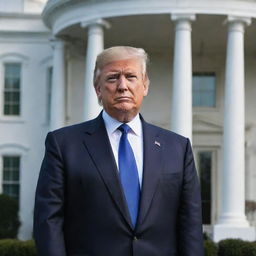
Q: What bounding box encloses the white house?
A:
[0,0,256,242]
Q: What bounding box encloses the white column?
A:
[81,19,110,121]
[213,16,255,242]
[50,38,66,131]
[171,14,195,142]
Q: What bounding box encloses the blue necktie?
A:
[118,124,140,227]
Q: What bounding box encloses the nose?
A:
[117,75,128,91]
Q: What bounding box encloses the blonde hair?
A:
[93,46,149,86]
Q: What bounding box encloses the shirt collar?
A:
[102,110,142,136]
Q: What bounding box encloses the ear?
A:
[94,83,101,97]
[94,84,102,105]
[143,75,149,96]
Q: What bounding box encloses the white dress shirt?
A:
[102,110,144,187]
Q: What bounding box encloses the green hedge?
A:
[218,239,256,256]
[0,194,20,239]
[0,240,36,256]
[204,239,218,256]
[0,238,256,256]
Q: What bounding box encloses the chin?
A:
[115,103,134,112]
[117,108,136,115]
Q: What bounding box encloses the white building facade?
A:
[0,0,256,242]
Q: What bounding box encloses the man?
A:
[34,46,204,256]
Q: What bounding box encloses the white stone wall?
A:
[0,34,52,239]
[0,0,24,13]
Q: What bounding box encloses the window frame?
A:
[2,155,21,199]
[0,143,28,206]
[3,63,22,116]
[192,70,221,112]
[0,53,28,123]
[193,147,219,229]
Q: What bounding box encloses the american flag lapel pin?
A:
[154,140,161,147]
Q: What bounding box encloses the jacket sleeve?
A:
[178,138,204,256]
[33,132,66,256]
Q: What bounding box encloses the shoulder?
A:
[143,120,188,144]
[48,115,103,141]
[142,119,191,157]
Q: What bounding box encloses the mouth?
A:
[115,97,132,101]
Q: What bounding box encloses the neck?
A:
[105,110,138,123]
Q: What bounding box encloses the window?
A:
[3,63,21,116]
[2,156,20,199]
[193,73,216,107]
[198,151,212,224]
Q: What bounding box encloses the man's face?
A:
[95,58,149,121]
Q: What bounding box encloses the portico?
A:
[41,0,256,242]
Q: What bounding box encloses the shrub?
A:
[0,239,36,256]
[218,239,256,256]
[0,194,20,239]
[204,232,210,240]
[204,239,218,256]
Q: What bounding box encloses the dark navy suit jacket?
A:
[34,114,204,256]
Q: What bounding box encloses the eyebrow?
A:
[106,69,138,75]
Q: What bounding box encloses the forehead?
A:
[100,58,142,74]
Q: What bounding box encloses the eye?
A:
[106,74,119,82]
[126,74,137,80]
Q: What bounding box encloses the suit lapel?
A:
[82,115,133,229]
[137,120,163,227]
